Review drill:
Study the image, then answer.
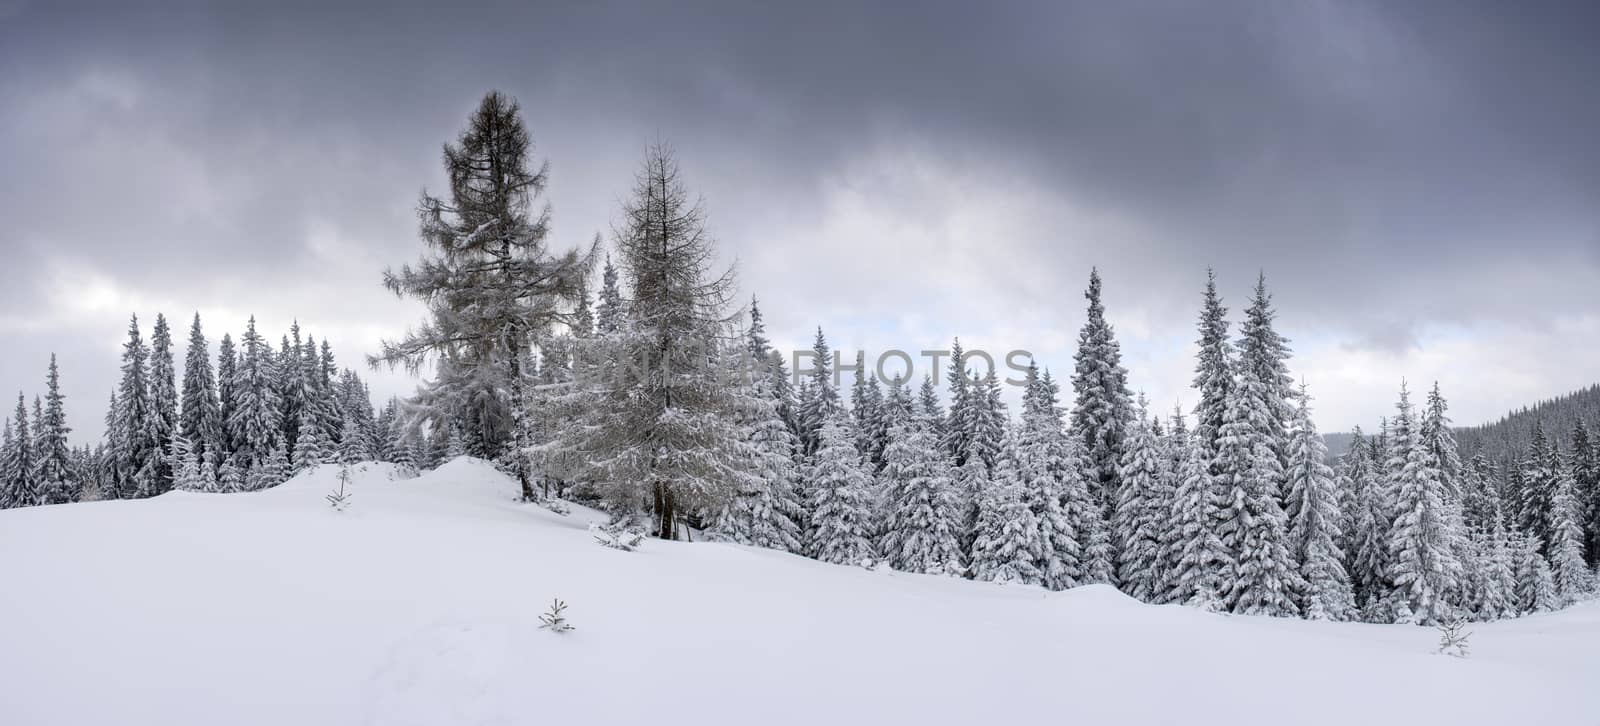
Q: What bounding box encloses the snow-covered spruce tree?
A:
[1113,402,1168,602]
[228,316,281,479]
[1236,273,1296,503]
[596,254,624,336]
[1070,268,1133,514]
[1571,421,1599,567]
[1163,438,1229,610]
[198,449,220,493]
[111,314,151,501]
[179,314,223,462]
[1346,429,1395,620]
[1017,367,1085,590]
[1421,382,1466,502]
[139,313,178,498]
[291,406,328,473]
[252,442,291,491]
[1549,472,1594,602]
[952,444,988,568]
[1386,383,1464,624]
[944,337,972,464]
[707,349,804,554]
[962,369,1007,472]
[1074,436,1117,586]
[1191,271,1233,472]
[849,352,886,471]
[970,425,1042,585]
[1284,383,1354,620]
[34,355,74,505]
[1515,423,1559,554]
[547,144,745,539]
[216,456,245,494]
[1510,530,1559,614]
[215,333,238,461]
[3,397,37,507]
[169,434,205,492]
[335,416,366,466]
[879,410,964,576]
[1152,404,1191,603]
[1215,376,1301,617]
[372,91,591,499]
[795,327,841,457]
[0,420,15,508]
[806,413,878,566]
[1475,522,1519,619]
[917,374,948,458]
[276,323,322,462]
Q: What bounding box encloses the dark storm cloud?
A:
[2,0,1598,437]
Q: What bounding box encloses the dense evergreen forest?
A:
[2,92,1594,628]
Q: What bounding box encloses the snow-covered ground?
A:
[1,459,1595,726]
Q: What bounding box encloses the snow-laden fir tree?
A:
[1386,383,1464,624]
[1511,530,1559,614]
[961,369,1008,472]
[1284,383,1355,620]
[252,442,291,491]
[805,413,878,567]
[34,355,74,505]
[1549,472,1594,602]
[216,456,245,494]
[944,337,972,463]
[545,144,746,539]
[970,425,1043,585]
[707,352,804,554]
[1191,271,1233,472]
[198,449,220,494]
[215,333,238,459]
[228,316,281,477]
[139,313,178,497]
[0,420,15,508]
[1017,368,1087,590]
[1070,268,1133,513]
[1346,428,1395,619]
[1152,404,1191,603]
[1468,524,1518,620]
[372,91,591,497]
[878,409,964,576]
[596,254,624,335]
[1421,382,1466,501]
[795,327,841,456]
[111,314,151,500]
[1113,401,1168,602]
[1163,439,1229,610]
[1236,273,1295,502]
[1076,439,1117,586]
[291,406,328,472]
[917,374,947,457]
[179,314,223,461]
[1215,376,1301,617]
[952,442,989,567]
[170,434,206,492]
[849,352,886,470]
[3,397,36,508]
[1515,423,1559,554]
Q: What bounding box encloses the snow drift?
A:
[0,458,1595,725]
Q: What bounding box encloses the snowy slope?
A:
[1,458,1595,726]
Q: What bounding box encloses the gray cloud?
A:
[2,0,1598,440]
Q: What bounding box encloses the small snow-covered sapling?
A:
[539,598,574,633]
[326,465,353,512]
[1436,618,1472,658]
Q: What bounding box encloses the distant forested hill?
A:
[1455,384,1600,464]
[1321,384,1600,462]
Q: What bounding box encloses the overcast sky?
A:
[2,0,1598,445]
